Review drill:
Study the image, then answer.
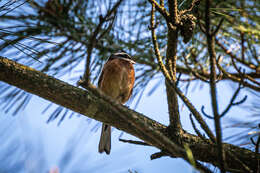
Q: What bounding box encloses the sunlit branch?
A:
[160,0,164,7]
[180,0,200,15]
[183,53,209,82]
[168,0,179,24]
[150,3,181,130]
[149,4,172,81]
[230,54,260,86]
[216,56,260,91]
[176,87,216,142]
[147,0,174,26]
[216,39,257,71]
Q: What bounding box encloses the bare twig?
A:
[151,151,172,160]
[205,0,225,172]
[240,32,245,61]
[149,4,172,81]
[189,114,208,142]
[230,54,260,86]
[250,124,260,173]
[198,19,206,34]
[83,0,123,83]
[180,0,200,15]
[183,53,209,82]
[201,106,213,119]
[216,39,257,71]
[212,18,224,36]
[160,0,164,7]
[246,37,259,64]
[176,73,182,86]
[182,94,216,142]
[220,84,247,118]
[256,137,260,154]
[216,56,260,91]
[251,124,260,154]
[119,138,150,146]
[147,0,171,25]
[251,137,260,154]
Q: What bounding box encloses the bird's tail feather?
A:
[98,123,111,155]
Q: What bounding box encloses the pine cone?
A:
[180,14,197,43]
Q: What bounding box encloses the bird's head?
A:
[108,52,135,64]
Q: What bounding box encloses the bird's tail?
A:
[98,123,111,155]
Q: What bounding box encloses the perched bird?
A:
[98,52,135,155]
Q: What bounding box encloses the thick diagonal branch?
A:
[0,57,259,172]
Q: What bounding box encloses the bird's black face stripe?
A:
[120,54,131,59]
[107,52,134,62]
[113,52,132,60]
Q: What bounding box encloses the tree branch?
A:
[0,57,259,172]
[119,139,150,146]
[150,3,181,131]
[147,0,171,25]
[189,114,207,142]
[215,39,257,71]
[83,0,123,82]
[216,56,260,92]
[168,0,179,24]
[165,21,181,131]
[220,84,247,118]
[205,0,225,172]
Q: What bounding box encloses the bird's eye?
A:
[120,54,131,59]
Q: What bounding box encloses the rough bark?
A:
[0,56,259,172]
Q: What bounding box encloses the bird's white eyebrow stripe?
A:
[113,52,131,59]
[114,52,128,56]
[121,58,135,64]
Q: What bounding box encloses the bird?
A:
[98,52,135,155]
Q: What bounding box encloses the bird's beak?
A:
[122,58,136,64]
[130,60,136,64]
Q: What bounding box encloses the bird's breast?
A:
[99,59,135,103]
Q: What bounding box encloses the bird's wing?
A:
[97,70,104,88]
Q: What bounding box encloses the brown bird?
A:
[98,52,135,155]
